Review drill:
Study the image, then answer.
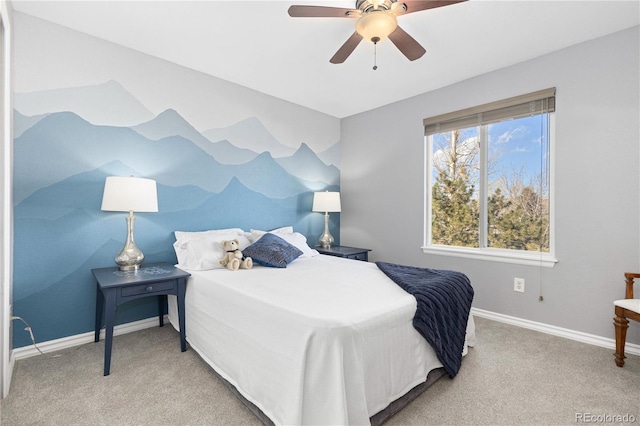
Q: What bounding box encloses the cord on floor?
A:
[11,316,44,355]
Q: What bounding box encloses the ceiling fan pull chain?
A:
[373,37,379,70]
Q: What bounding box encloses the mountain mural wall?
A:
[12,14,341,349]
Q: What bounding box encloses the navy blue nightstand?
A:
[93,262,191,376]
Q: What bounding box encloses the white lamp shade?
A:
[101,176,158,212]
[312,191,341,213]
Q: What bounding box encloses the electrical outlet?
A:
[514,277,525,293]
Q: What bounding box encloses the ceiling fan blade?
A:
[388,26,426,61]
[288,5,359,18]
[330,32,364,64]
[394,0,467,15]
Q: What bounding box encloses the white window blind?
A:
[424,88,556,136]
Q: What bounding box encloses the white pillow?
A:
[174,228,245,243]
[248,228,318,258]
[279,232,319,258]
[173,233,251,271]
[247,226,294,242]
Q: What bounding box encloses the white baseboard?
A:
[12,316,167,361]
[471,308,640,356]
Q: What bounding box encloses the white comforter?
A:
[168,255,475,425]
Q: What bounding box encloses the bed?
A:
[167,227,475,425]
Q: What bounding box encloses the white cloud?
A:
[495,126,528,144]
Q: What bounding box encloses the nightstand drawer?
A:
[121,280,175,297]
[347,252,369,261]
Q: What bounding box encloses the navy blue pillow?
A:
[243,233,303,268]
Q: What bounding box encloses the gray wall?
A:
[340,26,640,344]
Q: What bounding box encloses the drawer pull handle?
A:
[146,286,153,292]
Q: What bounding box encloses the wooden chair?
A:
[613,272,640,367]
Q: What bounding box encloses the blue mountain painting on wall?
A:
[12,81,340,348]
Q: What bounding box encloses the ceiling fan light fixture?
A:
[355,10,397,43]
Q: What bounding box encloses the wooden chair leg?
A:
[613,312,628,367]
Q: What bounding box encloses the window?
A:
[423,89,557,267]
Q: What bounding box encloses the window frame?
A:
[423,90,558,268]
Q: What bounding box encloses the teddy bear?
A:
[219,239,253,271]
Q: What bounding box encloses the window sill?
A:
[421,245,557,268]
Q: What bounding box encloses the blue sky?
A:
[488,114,548,188]
[430,113,549,195]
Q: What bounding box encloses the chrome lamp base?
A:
[318,212,334,249]
[115,211,145,271]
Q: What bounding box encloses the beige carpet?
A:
[1,316,638,425]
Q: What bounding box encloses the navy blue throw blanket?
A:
[376,261,474,378]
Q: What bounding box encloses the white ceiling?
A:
[10,0,640,118]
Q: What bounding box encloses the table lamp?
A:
[312,191,341,249]
[101,176,158,271]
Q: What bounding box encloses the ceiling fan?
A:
[288,0,467,64]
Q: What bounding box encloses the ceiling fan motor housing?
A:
[356,0,396,13]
